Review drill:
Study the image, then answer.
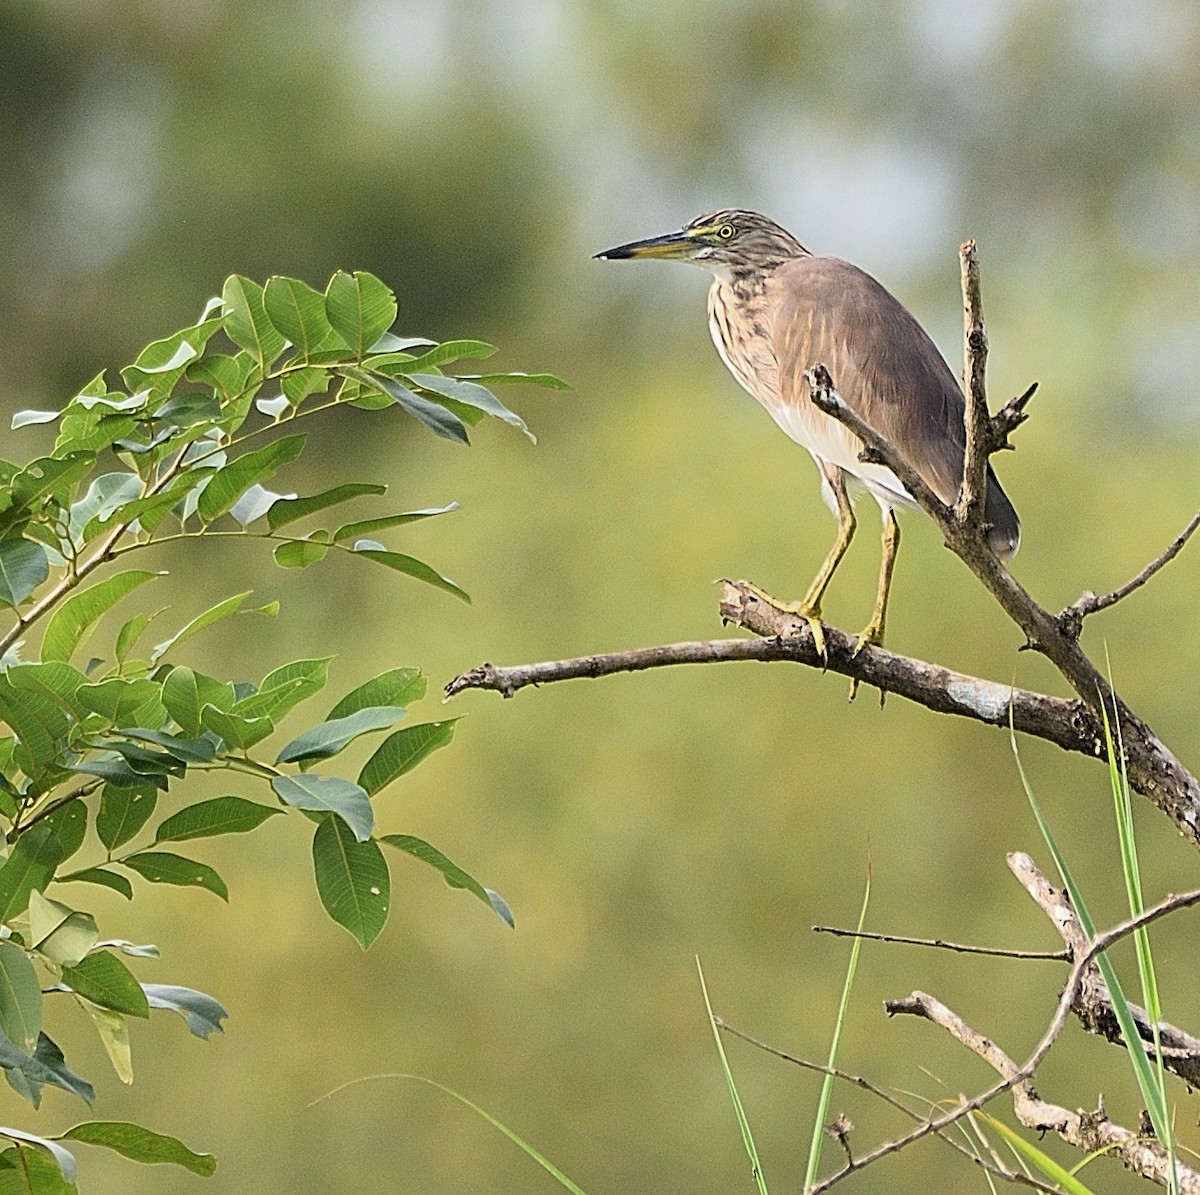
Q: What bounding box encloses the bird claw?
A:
[738,583,828,665]
[847,622,885,704]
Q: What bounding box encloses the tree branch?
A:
[887,989,1200,1193]
[956,239,991,529]
[1060,505,1200,639]
[1009,850,1200,1084]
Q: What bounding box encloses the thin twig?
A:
[1060,505,1200,639]
[957,240,990,528]
[811,924,1068,962]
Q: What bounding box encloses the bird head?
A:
[595,209,808,282]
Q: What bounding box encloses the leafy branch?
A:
[0,269,558,1188]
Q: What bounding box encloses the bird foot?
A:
[848,621,886,704]
[738,583,828,663]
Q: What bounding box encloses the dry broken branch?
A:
[1009,851,1200,1085]
[888,990,1200,1192]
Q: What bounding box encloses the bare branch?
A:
[887,990,1200,1193]
[957,239,991,529]
[1009,851,1200,1084]
[1060,505,1200,639]
[811,923,1068,962]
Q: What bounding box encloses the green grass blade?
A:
[1097,651,1176,1193]
[1008,719,1172,1170]
[803,864,871,1194]
[697,958,769,1195]
[975,1112,1098,1195]
[311,1073,588,1194]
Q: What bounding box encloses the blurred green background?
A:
[3,1,1200,1191]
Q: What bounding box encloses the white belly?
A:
[707,307,916,516]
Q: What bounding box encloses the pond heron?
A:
[596,209,1019,662]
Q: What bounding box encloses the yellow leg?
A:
[744,468,856,662]
[849,509,899,702]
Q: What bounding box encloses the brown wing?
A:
[768,255,1019,556]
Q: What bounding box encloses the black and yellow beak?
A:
[594,228,697,262]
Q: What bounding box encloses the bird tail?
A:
[984,466,1020,560]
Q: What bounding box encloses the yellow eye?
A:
[718,224,735,240]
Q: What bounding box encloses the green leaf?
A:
[121,852,228,901]
[0,678,68,783]
[273,538,329,568]
[40,571,162,665]
[61,952,149,1018]
[263,276,339,360]
[6,1032,95,1110]
[0,944,41,1054]
[359,719,457,796]
[82,474,206,539]
[222,275,287,371]
[61,1121,216,1177]
[155,797,281,843]
[114,614,153,664]
[0,540,48,608]
[276,706,406,766]
[156,391,221,427]
[28,892,97,969]
[36,802,87,862]
[380,834,514,927]
[280,366,331,407]
[311,816,389,949]
[120,316,225,397]
[463,370,571,389]
[57,868,133,901]
[186,350,255,399]
[364,371,469,443]
[239,657,330,718]
[142,984,227,1039]
[151,591,277,662]
[332,503,458,542]
[6,663,87,721]
[199,704,274,750]
[266,482,386,531]
[119,729,215,764]
[75,678,164,726]
[79,1001,131,1084]
[407,373,534,440]
[404,339,497,370]
[327,668,426,720]
[196,433,306,524]
[96,785,158,851]
[272,775,374,841]
[0,825,65,923]
[352,546,469,601]
[0,1133,77,1186]
[0,454,94,532]
[325,271,397,358]
[160,666,234,737]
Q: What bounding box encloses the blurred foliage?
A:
[2,0,1200,1192]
